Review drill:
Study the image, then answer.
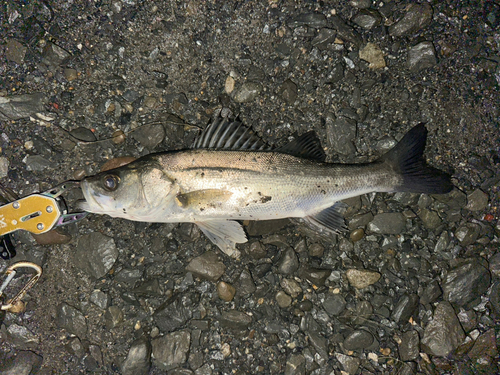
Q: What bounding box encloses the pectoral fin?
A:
[176,189,232,210]
[196,219,247,258]
[304,202,348,233]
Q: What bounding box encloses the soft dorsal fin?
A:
[193,111,269,151]
[276,131,326,162]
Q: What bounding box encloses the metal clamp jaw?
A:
[0,181,88,237]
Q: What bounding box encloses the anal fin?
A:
[304,202,348,233]
[196,219,247,258]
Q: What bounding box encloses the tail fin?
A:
[380,124,453,194]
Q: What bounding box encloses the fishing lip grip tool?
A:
[0,181,88,259]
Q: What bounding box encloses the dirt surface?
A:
[1,1,499,374]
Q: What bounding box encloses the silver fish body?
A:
[80,115,452,257]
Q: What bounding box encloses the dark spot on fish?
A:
[244,187,248,189]
[201,172,205,178]
[321,190,326,195]
[257,192,262,195]
[260,195,272,203]
[122,208,126,213]
[252,157,257,163]
[200,208,204,211]
[317,185,321,188]
[335,184,338,187]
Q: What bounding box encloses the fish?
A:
[79,111,453,257]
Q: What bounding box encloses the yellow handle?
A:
[0,195,61,236]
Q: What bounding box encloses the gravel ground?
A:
[1,1,500,374]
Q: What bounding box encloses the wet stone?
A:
[335,353,360,375]
[219,310,252,330]
[0,93,48,120]
[115,268,143,286]
[434,231,450,252]
[278,79,298,104]
[407,42,437,72]
[399,330,420,361]
[56,303,88,338]
[154,295,193,333]
[322,294,346,316]
[419,209,442,229]
[285,353,305,375]
[368,213,406,234]
[276,291,292,308]
[66,337,85,358]
[236,269,256,296]
[330,15,362,47]
[70,127,97,142]
[217,281,236,302]
[5,39,27,65]
[105,306,124,329]
[308,331,328,360]
[442,259,491,307]
[278,248,299,275]
[288,12,327,28]
[391,294,419,324]
[348,212,374,229]
[326,116,357,156]
[467,328,498,363]
[465,189,489,211]
[24,155,51,171]
[186,251,225,282]
[421,301,465,357]
[349,228,364,242]
[343,330,374,350]
[311,28,336,48]
[349,0,371,9]
[389,3,433,37]
[121,337,152,375]
[233,82,262,103]
[280,278,302,298]
[132,124,165,149]
[353,9,382,29]
[6,324,39,348]
[346,268,381,289]
[0,157,8,178]
[489,252,500,278]
[299,265,331,287]
[73,232,118,279]
[0,350,43,375]
[359,43,386,69]
[420,280,442,305]
[457,309,477,333]
[64,68,78,81]
[151,330,191,371]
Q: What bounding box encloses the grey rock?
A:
[0,157,8,178]
[285,354,305,375]
[353,9,382,29]
[219,310,252,330]
[280,278,302,298]
[349,0,371,8]
[467,328,498,362]
[343,330,374,350]
[0,93,48,120]
[74,232,118,279]
[5,39,27,65]
[421,301,465,357]
[90,290,109,309]
[359,43,386,69]
[132,124,165,149]
[335,353,360,375]
[154,295,193,333]
[457,309,477,333]
[134,279,162,296]
[330,15,362,47]
[6,324,39,348]
[389,3,433,37]
[279,79,298,104]
[491,281,500,317]
[368,213,406,234]
[276,291,292,308]
[455,223,481,246]
[299,265,331,287]
[308,243,324,257]
[0,350,42,375]
[171,369,194,375]
[352,300,374,325]
[326,115,357,156]
[42,42,71,69]
[418,209,442,229]
[278,248,299,275]
[288,13,327,28]
[420,280,442,305]
[442,259,491,307]
[466,189,489,211]
[236,269,256,296]
[323,294,346,316]
[489,252,500,278]
[186,251,225,282]
[66,337,85,358]
[399,330,420,361]
[121,337,152,375]
[346,268,380,289]
[348,212,374,229]
[69,127,97,142]
[311,28,336,48]
[233,82,262,103]
[56,303,87,338]
[24,155,51,171]
[434,231,450,252]
[391,294,419,324]
[308,331,328,360]
[247,66,266,82]
[407,42,437,72]
[115,268,143,286]
[105,306,124,329]
[152,330,190,371]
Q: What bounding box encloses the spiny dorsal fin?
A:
[276,131,326,162]
[193,110,269,151]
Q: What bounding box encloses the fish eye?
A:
[103,174,120,191]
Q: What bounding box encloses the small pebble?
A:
[276,291,292,308]
[225,76,235,93]
[217,281,236,302]
[346,269,381,289]
[350,228,364,242]
[112,130,126,144]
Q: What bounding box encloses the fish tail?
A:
[380,124,453,194]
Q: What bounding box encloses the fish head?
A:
[79,159,176,221]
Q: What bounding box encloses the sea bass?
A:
[79,112,452,257]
